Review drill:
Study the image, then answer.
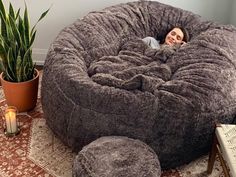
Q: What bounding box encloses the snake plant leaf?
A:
[24,5,30,47]
[38,8,50,22]
[9,3,15,19]
[9,16,22,48]
[22,47,31,70]
[0,49,6,74]
[16,54,22,82]
[23,62,34,81]
[18,16,26,51]
[0,11,7,39]
[18,17,27,60]
[31,8,50,36]
[0,33,9,49]
[0,41,7,70]
[6,48,16,81]
[6,17,17,54]
[0,41,6,59]
[5,66,14,81]
[0,58,4,71]
[15,8,20,20]
[0,0,6,19]
[29,30,36,47]
[22,63,28,81]
[0,0,7,38]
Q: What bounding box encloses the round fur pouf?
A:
[72,136,161,177]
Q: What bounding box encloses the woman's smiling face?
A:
[164,27,184,46]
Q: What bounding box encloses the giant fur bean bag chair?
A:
[41,1,236,169]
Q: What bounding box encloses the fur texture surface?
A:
[72,136,161,177]
[42,1,236,169]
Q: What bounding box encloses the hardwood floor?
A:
[36,65,44,71]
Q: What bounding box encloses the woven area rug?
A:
[0,85,224,177]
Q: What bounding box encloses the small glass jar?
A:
[3,106,20,137]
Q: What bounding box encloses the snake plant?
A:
[0,0,49,82]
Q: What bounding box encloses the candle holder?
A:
[3,106,20,137]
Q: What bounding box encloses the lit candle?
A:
[5,107,17,134]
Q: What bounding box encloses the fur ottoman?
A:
[72,136,161,177]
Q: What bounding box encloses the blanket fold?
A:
[89,37,178,92]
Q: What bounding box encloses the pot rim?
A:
[0,68,39,84]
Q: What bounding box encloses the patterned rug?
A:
[0,86,224,177]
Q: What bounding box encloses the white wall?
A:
[157,0,232,24]
[2,0,233,64]
[230,0,236,25]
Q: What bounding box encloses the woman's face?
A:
[164,28,184,46]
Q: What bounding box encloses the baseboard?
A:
[33,48,48,66]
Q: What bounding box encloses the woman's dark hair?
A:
[179,27,189,42]
[159,27,189,44]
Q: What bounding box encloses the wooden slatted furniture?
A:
[207,124,236,177]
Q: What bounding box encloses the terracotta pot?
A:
[0,69,39,112]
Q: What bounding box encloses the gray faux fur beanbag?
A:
[41,1,236,169]
[72,136,161,177]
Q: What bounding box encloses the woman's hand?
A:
[181,41,186,45]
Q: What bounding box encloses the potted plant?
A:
[0,0,49,112]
